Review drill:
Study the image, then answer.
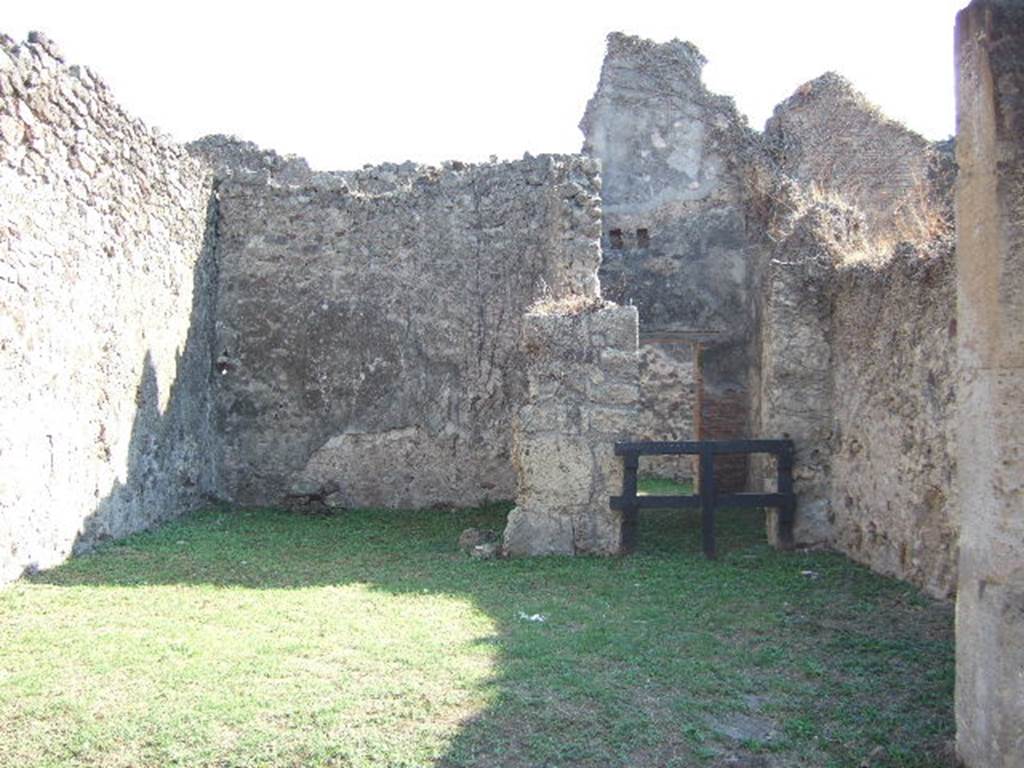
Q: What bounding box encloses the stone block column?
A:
[758,224,836,549]
[954,2,1024,766]
[503,302,640,555]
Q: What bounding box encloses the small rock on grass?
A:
[458,527,499,554]
[470,542,500,560]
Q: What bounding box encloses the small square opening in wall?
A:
[609,228,624,249]
[636,228,650,248]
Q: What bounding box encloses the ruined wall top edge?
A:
[584,31,950,155]
[759,70,955,260]
[188,133,600,197]
[767,71,939,144]
[579,31,753,147]
[1,32,205,176]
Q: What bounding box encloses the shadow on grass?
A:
[25,504,955,768]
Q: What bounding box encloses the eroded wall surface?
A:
[638,340,696,482]
[765,73,951,249]
[756,203,841,547]
[0,24,969,605]
[0,34,217,583]
[211,155,602,508]
[831,248,959,597]
[504,302,639,555]
[754,71,960,588]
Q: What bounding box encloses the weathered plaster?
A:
[953,2,1024,765]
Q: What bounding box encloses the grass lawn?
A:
[0,483,954,768]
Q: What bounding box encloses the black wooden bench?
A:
[609,439,796,558]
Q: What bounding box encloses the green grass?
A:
[638,476,693,496]
[0,502,954,767]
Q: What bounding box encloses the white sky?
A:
[6,0,965,170]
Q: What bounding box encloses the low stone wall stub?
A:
[503,302,640,556]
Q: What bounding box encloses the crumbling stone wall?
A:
[581,33,766,490]
[765,73,950,250]
[581,33,962,594]
[0,34,217,583]
[210,154,602,508]
[504,301,639,555]
[0,23,970,608]
[755,76,959,593]
[756,200,844,547]
[189,133,314,186]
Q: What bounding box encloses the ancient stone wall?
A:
[581,33,765,490]
[210,153,603,508]
[637,340,696,482]
[756,201,843,548]
[188,133,314,186]
[764,73,951,250]
[504,301,639,555]
[0,34,217,584]
[830,246,959,597]
[953,2,1024,765]
[0,24,971,609]
[752,69,960,593]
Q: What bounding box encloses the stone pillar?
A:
[758,221,836,548]
[954,3,1024,766]
[503,303,640,556]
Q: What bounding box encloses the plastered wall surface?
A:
[580,33,764,488]
[953,2,1024,765]
[0,34,217,583]
[210,154,603,509]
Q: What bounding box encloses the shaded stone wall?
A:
[756,203,841,548]
[580,33,765,490]
[211,154,602,508]
[831,248,959,597]
[504,302,639,555]
[953,2,1024,765]
[0,34,217,584]
[757,213,959,590]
